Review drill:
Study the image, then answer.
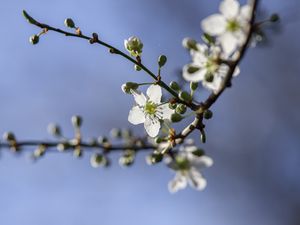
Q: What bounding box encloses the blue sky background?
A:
[0,0,299,225]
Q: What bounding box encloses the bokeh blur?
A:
[0,0,299,224]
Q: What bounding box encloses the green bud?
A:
[57,142,70,152]
[190,82,198,91]
[90,153,104,168]
[203,110,213,120]
[179,91,192,102]
[71,115,82,128]
[47,123,61,137]
[119,150,135,167]
[121,129,132,139]
[204,73,214,83]
[29,35,39,45]
[73,147,83,158]
[171,113,183,123]
[270,13,280,23]
[124,36,143,57]
[202,33,215,45]
[64,18,75,28]
[182,37,198,50]
[170,81,180,91]
[192,149,205,157]
[110,128,122,138]
[169,102,177,110]
[187,66,200,74]
[134,65,142,71]
[3,132,15,141]
[158,55,167,67]
[98,136,108,144]
[176,104,187,114]
[121,82,139,94]
[147,152,163,165]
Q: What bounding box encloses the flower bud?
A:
[73,147,83,158]
[169,102,177,110]
[190,82,198,91]
[134,65,142,71]
[270,14,280,23]
[47,123,61,137]
[176,104,187,114]
[203,110,213,120]
[146,152,163,165]
[179,91,192,102]
[3,132,15,141]
[90,153,104,168]
[98,136,108,144]
[110,128,122,138]
[158,55,167,67]
[64,18,75,28]
[57,142,70,152]
[124,36,143,57]
[121,82,139,94]
[119,150,135,167]
[170,81,180,91]
[182,37,198,51]
[29,35,39,45]
[71,115,82,128]
[171,113,183,123]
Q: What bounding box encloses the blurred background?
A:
[0,0,299,224]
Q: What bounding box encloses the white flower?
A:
[167,143,213,193]
[124,36,143,57]
[183,43,239,93]
[128,85,174,138]
[201,0,251,56]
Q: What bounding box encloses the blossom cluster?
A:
[121,0,252,192]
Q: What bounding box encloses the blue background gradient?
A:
[0,0,299,224]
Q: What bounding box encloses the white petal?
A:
[128,106,145,125]
[132,90,147,106]
[192,155,214,169]
[183,64,207,82]
[240,5,251,21]
[234,30,247,46]
[220,0,240,19]
[144,116,161,137]
[219,32,238,56]
[158,104,174,120]
[233,66,240,77]
[188,168,207,191]
[168,173,187,193]
[146,84,162,104]
[201,14,227,36]
[203,74,223,94]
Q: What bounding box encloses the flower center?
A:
[175,156,191,171]
[226,20,240,32]
[144,101,157,115]
[205,57,219,74]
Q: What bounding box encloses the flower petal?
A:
[201,14,226,36]
[183,64,207,82]
[202,74,223,94]
[132,90,147,106]
[158,104,174,120]
[191,155,214,169]
[240,5,251,21]
[168,173,187,193]
[144,116,161,137]
[146,84,162,104]
[219,32,238,56]
[220,0,240,20]
[187,168,207,191]
[128,106,145,125]
[233,66,240,77]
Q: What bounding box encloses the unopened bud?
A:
[71,115,82,128]
[176,104,187,114]
[179,91,192,102]
[121,82,139,94]
[203,110,213,120]
[158,55,167,67]
[182,38,198,50]
[29,35,39,45]
[171,113,183,123]
[64,18,75,28]
[124,36,143,57]
[170,81,180,91]
[190,82,198,91]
